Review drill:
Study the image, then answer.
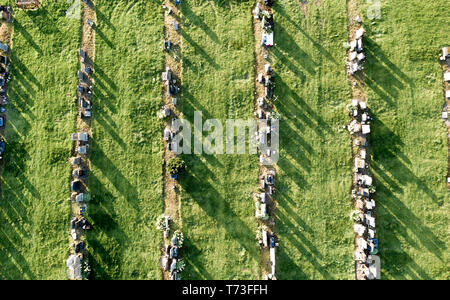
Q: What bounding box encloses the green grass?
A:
[0,0,447,280]
[273,1,354,279]
[360,0,449,279]
[85,0,165,280]
[179,0,260,279]
[0,1,79,279]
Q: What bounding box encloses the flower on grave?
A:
[173,230,184,247]
[167,157,186,176]
[156,214,167,231]
[176,259,186,272]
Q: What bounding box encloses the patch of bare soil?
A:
[252,1,278,280]
[68,0,96,279]
[160,0,183,280]
[440,55,450,188]
[346,0,377,281]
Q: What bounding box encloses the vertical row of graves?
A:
[253,0,279,280]
[0,4,12,167]
[439,47,450,187]
[345,19,380,280]
[66,0,96,279]
[158,0,186,281]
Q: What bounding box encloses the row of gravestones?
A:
[158,1,185,281]
[440,47,450,188]
[66,36,96,280]
[345,24,380,280]
[0,6,12,165]
[254,0,278,281]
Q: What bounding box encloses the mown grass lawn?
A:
[86,0,165,279]
[179,0,260,280]
[273,0,354,279]
[360,0,449,279]
[0,0,447,281]
[0,1,78,279]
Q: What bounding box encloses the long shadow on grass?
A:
[180,156,258,279]
[376,186,444,279]
[378,222,433,280]
[183,238,215,280]
[276,213,335,279]
[376,181,445,260]
[279,118,315,155]
[274,2,339,66]
[87,234,121,280]
[86,173,132,280]
[94,86,118,114]
[182,87,215,121]
[9,71,38,104]
[381,248,433,280]
[94,110,127,151]
[371,117,438,203]
[2,153,41,202]
[281,146,312,176]
[183,56,199,74]
[89,140,139,212]
[13,21,43,55]
[95,6,117,32]
[277,208,325,261]
[10,52,43,91]
[276,246,309,279]
[8,86,36,120]
[26,5,63,36]
[0,187,31,239]
[277,193,313,234]
[371,118,445,275]
[96,26,115,50]
[276,76,332,137]
[93,65,119,115]
[275,73,346,278]
[272,47,307,83]
[277,105,322,159]
[4,117,32,147]
[180,30,220,70]
[365,59,404,108]
[182,2,220,44]
[273,29,317,76]
[365,37,413,86]
[93,63,118,92]
[0,227,36,279]
[365,37,416,108]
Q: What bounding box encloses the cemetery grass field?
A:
[273,0,354,280]
[361,0,449,279]
[0,0,447,280]
[0,1,78,279]
[179,0,260,280]
[86,0,165,280]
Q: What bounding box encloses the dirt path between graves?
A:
[160,0,183,280]
[346,1,366,101]
[68,0,96,279]
[0,13,12,194]
[251,2,279,280]
[345,0,376,280]
[440,58,450,189]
